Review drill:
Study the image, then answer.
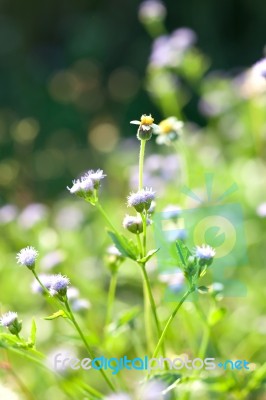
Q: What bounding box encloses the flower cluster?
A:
[67,169,106,203]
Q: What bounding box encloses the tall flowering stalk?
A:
[130,114,166,357]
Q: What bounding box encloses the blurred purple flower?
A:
[18,203,48,229]
[0,204,18,224]
[40,250,66,270]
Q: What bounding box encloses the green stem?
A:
[136,233,143,258]
[64,299,116,392]
[138,139,146,190]
[152,289,193,360]
[143,278,154,355]
[140,264,166,359]
[140,212,147,255]
[95,202,119,235]
[105,272,118,327]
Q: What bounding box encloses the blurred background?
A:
[0,0,266,203]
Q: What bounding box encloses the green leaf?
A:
[107,306,141,334]
[30,318,37,346]
[108,230,138,260]
[208,307,226,326]
[198,285,209,293]
[44,310,67,320]
[137,248,159,263]
[175,240,191,266]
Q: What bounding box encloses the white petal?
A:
[130,120,140,125]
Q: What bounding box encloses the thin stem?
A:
[95,202,119,235]
[64,298,116,392]
[152,289,193,360]
[140,211,147,255]
[105,272,118,327]
[140,264,166,359]
[143,278,154,355]
[136,233,143,258]
[32,270,50,297]
[138,139,146,190]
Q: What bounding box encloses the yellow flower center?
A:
[159,119,172,134]
[140,114,154,125]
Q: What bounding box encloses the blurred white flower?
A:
[138,0,166,22]
[257,202,266,217]
[40,250,66,270]
[0,204,18,224]
[18,203,48,229]
[54,205,85,230]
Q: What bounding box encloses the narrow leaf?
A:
[137,248,159,263]
[175,240,191,266]
[44,310,67,320]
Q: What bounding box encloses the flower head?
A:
[0,311,22,336]
[154,117,184,145]
[49,274,70,298]
[16,246,38,269]
[67,169,106,203]
[106,245,124,273]
[123,215,144,234]
[130,114,157,140]
[0,311,18,327]
[123,215,151,234]
[82,169,106,189]
[127,188,155,212]
[195,244,215,266]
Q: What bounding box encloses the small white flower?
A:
[82,169,106,188]
[0,311,18,327]
[123,214,144,234]
[130,114,157,140]
[127,188,155,212]
[195,244,215,260]
[16,246,38,268]
[107,245,122,257]
[49,274,70,297]
[154,117,184,145]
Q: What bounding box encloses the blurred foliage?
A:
[0,0,266,202]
